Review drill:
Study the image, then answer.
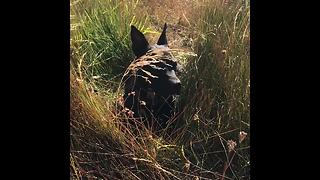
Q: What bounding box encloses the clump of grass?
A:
[166,0,250,178]
[179,0,250,130]
[71,0,152,84]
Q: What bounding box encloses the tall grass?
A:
[177,0,250,133]
[71,0,151,85]
[70,0,166,179]
[70,0,250,179]
[172,0,250,178]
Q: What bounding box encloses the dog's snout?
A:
[175,81,181,95]
[166,69,181,95]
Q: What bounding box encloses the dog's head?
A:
[129,23,182,96]
[122,23,182,127]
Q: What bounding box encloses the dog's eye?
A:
[165,64,174,70]
[163,60,177,70]
[147,64,166,72]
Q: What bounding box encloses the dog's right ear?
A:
[131,25,150,58]
[157,23,168,46]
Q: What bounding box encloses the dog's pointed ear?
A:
[131,25,150,57]
[157,23,168,46]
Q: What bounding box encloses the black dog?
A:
[122,23,182,128]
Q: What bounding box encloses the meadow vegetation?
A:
[70,0,250,179]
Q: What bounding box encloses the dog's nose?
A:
[175,81,181,95]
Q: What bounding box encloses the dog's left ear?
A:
[131,25,150,58]
[157,23,168,46]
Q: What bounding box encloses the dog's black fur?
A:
[122,23,182,128]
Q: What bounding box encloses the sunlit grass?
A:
[70,0,250,179]
[174,0,250,178]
